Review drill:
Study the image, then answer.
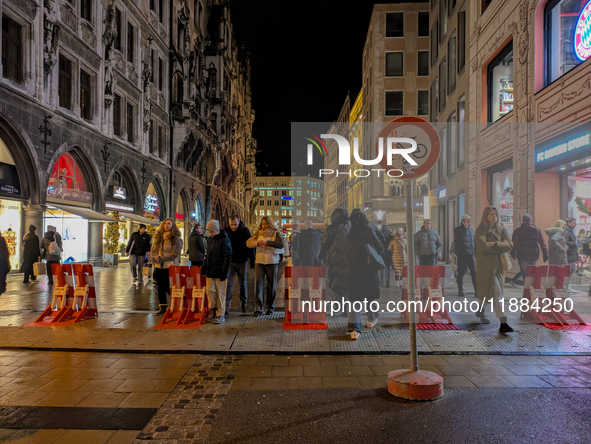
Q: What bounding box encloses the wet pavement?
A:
[0,263,590,355]
[0,350,590,443]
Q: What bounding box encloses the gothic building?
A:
[0,0,255,265]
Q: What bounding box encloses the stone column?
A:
[23,204,46,239]
[88,222,104,265]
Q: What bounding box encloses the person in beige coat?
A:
[388,229,407,287]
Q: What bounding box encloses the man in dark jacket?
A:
[564,218,579,284]
[290,223,301,265]
[453,215,477,297]
[510,214,549,287]
[224,214,255,313]
[415,220,442,265]
[319,209,350,305]
[380,225,394,288]
[203,220,232,323]
[298,219,322,266]
[126,224,152,284]
[187,223,205,267]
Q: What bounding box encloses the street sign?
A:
[376,116,441,180]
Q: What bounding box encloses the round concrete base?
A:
[387,369,444,401]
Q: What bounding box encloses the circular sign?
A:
[375,116,440,180]
[574,0,591,61]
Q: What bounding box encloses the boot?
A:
[155,305,167,315]
[241,303,246,313]
[499,323,514,334]
[458,287,465,297]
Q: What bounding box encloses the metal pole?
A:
[405,179,419,372]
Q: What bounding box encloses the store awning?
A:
[48,204,119,222]
[119,212,159,226]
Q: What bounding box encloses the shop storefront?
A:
[535,123,591,263]
[488,160,514,236]
[0,137,23,270]
[176,197,186,250]
[45,152,115,263]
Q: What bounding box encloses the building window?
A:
[127,23,134,63]
[80,70,92,120]
[158,58,163,91]
[113,94,122,136]
[458,11,466,71]
[487,41,513,122]
[431,20,439,66]
[418,90,429,115]
[385,91,403,116]
[439,128,446,182]
[159,0,164,23]
[149,120,155,153]
[457,96,465,167]
[275,200,280,206]
[418,51,429,76]
[482,0,492,15]
[448,33,456,93]
[150,0,155,12]
[81,0,92,22]
[418,11,429,36]
[440,0,447,41]
[58,55,72,110]
[439,59,446,112]
[267,200,271,206]
[385,52,403,76]
[430,77,438,120]
[114,9,121,51]
[447,112,456,176]
[126,103,134,143]
[545,0,586,86]
[158,125,164,158]
[150,50,155,83]
[2,17,22,83]
[386,13,403,38]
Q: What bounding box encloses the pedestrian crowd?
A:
[0,207,590,339]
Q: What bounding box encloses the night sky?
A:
[230,0,405,176]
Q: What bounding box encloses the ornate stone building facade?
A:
[0,0,255,264]
[468,0,591,245]
[170,0,256,229]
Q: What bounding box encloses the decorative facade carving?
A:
[59,2,78,33]
[102,3,117,60]
[81,21,97,49]
[43,0,59,74]
[10,0,37,20]
[538,76,591,120]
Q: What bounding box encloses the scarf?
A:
[162,230,173,248]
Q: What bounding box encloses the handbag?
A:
[366,243,385,272]
[142,265,152,277]
[33,261,46,276]
[500,252,513,273]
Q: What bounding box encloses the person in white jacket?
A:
[246,216,284,316]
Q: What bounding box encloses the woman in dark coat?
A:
[318,209,350,303]
[0,235,9,296]
[21,225,40,284]
[346,211,384,340]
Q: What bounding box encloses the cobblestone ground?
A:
[135,355,242,442]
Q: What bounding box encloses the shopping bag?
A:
[33,261,46,276]
[142,265,152,277]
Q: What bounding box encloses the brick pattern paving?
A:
[135,355,242,442]
[231,354,591,389]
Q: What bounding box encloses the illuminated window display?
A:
[491,167,514,236]
[487,42,513,122]
[0,200,21,270]
[144,182,160,222]
[176,198,185,249]
[47,153,92,204]
[43,209,89,263]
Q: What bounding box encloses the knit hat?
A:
[139,224,147,230]
[461,214,471,221]
[206,220,220,233]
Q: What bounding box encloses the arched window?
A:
[47,153,91,204]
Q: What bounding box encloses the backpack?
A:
[49,239,61,256]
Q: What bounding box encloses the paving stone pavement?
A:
[134,355,242,442]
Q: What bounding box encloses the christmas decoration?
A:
[146,216,156,237]
[2,228,17,256]
[575,197,591,216]
[104,211,120,254]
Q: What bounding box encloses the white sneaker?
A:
[132,278,137,284]
[351,331,360,340]
[367,319,378,328]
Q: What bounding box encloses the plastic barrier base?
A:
[537,323,591,331]
[415,323,460,330]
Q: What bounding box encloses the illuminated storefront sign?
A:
[574,0,591,61]
[106,202,134,212]
[536,133,590,163]
[144,194,158,213]
[113,186,126,200]
[438,188,447,199]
